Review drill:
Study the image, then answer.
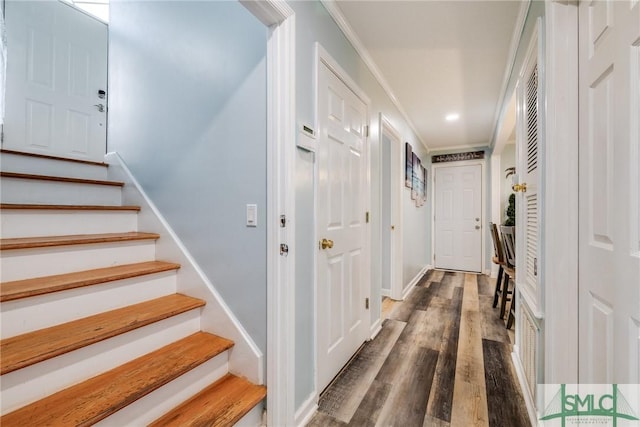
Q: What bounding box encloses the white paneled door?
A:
[578,0,640,383]
[317,61,369,393]
[4,1,107,162]
[434,164,482,273]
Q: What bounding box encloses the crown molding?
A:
[320,0,430,152]
[489,0,531,149]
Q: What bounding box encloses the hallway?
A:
[307,271,530,427]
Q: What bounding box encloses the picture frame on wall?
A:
[411,153,419,200]
[421,165,427,204]
[405,143,413,188]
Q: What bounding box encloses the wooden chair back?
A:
[500,225,516,268]
[490,222,504,264]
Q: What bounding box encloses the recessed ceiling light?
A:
[445,113,460,122]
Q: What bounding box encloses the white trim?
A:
[105,152,263,380]
[402,265,429,300]
[489,0,531,149]
[294,393,318,427]
[541,0,579,385]
[240,1,297,425]
[320,0,428,152]
[315,43,370,106]
[430,159,487,274]
[381,288,391,298]
[511,349,539,426]
[379,114,404,301]
[369,318,383,340]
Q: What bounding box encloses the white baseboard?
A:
[294,392,318,427]
[511,349,538,426]
[402,265,430,300]
[381,288,391,297]
[369,318,382,340]
[105,152,263,384]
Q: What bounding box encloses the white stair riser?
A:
[1,210,138,238]
[1,271,178,338]
[0,152,109,181]
[94,352,229,427]
[236,404,264,427]
[0,241,156,282]
[0,178,122,206]
[0,310,203,413]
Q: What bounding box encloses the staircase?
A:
[0,149,266,426]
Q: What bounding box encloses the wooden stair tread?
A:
[0,149,109,167]
[0,171,123,186]
[150,374,267,427]
[1,261,181,302]
[0,203,140,211]
[0,294,205,374]
[0,332,234,426]
[0,231,160,250]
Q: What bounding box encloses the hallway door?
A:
[578,0,640,383]
[316,61,369,392]
[4,0,107,161]
[434,164,482,272]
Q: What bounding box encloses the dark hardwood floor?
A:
[307,271,530,427]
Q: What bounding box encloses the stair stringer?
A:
[104,152,263,385]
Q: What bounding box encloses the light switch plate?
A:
[246,204,257,227]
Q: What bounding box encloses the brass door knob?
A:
[512,183,527,193]
[320,238,334,249]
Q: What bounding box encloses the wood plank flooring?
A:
[308,271,529,427]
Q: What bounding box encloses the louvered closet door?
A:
[515,24,543,317]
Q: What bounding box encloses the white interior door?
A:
[434,164,482,272]
[317,61,369,393]
[4,0,107,161]
[515,20,544,317]
[578,0,640,383]
[380,117,403,300]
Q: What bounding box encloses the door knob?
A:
[475,225,481,230]
[93,104,106,113]
[391,225,395,230]
[512,183,527,193]
[320,238,334,250]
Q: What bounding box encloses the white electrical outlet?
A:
[246,204,257,227]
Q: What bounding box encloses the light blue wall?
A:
[289,0,431,410]
[403,143,431,288]
[108,1,268,352]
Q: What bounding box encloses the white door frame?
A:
[540,0,578,385]
[379,114,403,300]
[430,159,487,274]
[313,42,372,399]
[240,1,296,425]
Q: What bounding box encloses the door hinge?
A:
[365,297,369,310]
[364,125,369,138]
[366,212,370,223]
[1,125,4,144]
[280,214,286,228]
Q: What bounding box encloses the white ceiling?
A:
[332,0,522,151]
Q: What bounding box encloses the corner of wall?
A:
[105,152,263,384]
